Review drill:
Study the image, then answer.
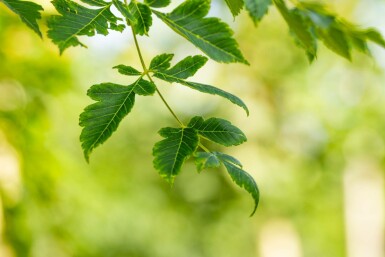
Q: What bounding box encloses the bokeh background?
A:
[1,0,385,256]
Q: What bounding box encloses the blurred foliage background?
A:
[0,0,384,256]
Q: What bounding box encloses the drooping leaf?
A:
[149,53,174,70]
[188,116,246,146]
[194,151,221,172]
[224,0,244,17]
[222,159,259,216]
[318,26,351,60]
[152,0,248,64]
[244,0,271,25]
[153,127,199,184]
[273,0,317,60]
[365,29,385,47]
[113,65,142,76]
[145,0,170,8]
[47,0,124,54]
[193,151,259,215]
[113,0,135,24]
[1,0,43,37]
[154,69,249,115]
[79,78,153,161]
[154,55,208,79]
[129,1,152,35]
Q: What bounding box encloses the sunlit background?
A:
[0,0,384,256]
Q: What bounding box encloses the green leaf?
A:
[318,26,351,60]
[113,65,142,76]
[365,29,385,47]
[129,1,152,36]
[194,152,221,172]
[152,0,248,64]
[149,53,174,70]
[153,127,199,184]
[132,79,156,96]
[79,78,153,161]
[273,0,317,59]
[145,0,170,8]
[222,159,259,216]
[47,0,124,54]
[1,0,43,37]
[154,69,249,115]
[244,0,271,25]
[113,0,135,24]
[193,151,259,215]
[155,55,208,79]
[224,0,244,17]
[188,116,246,146]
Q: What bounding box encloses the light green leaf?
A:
[113,64,142,76]
[152,0,248,64]
[224,0,244,17]
[79,78,152,161]
[244,0,271,25]
[273,0,317,59]
[47,0,124,54]
[1,0,43,37]
[129,1,152,36]
[155,55,208,79]
[188,116,246,146]
[153,127,199,184]
[194,152,221,172]
[145,0,170,8]
[113,0,135,24]
[222,159,259,216]
[153,69,249,115]
[149,53,174,71]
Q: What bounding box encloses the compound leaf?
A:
[47,0,124,54]
[244,0,271,25]
[129,1,152,36]
[188,116,246,146]
[152,0,248,64]
[224,0,244,17]
[153,127,199,184]
[113,64,142,76]
[80,78,152,161]
[1,0,43,37]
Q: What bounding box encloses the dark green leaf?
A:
[132,79,156,95]
[244,0,271,25]
[149,53,174,71]
[129,1,152,36]
[113,65,142,76]
[145,0,170,8]
[113,0,135,24]
[224,0,244,17]
[152,0,248,64]
[2,0,43,37]
[47,0,124,54]
[318,26,351,60]
[194,151,221,172]
[153,127,199,184]
[79,78,152,161]
[188,116,246,146]
[157,55,208,79]
[81,0,106,7]
[154,71,249,115]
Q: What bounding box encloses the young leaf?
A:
[273,0,317,60]
[47,0,124,54]
[129,1,152,36]
[79,78,153,161]
[1,0,43,37]
[152,0,249,64]
[145,0,170,8]
[188,116,246,146]
[194,152,221,172]
[153,69,249,115]
[224,0,244,17]
[149,53,174,71]
[193,151,259,215]
[113,65,142,76]
[153,127,199,184]
[154,55,208,79]
[244,0,271,25]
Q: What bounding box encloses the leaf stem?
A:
[198,142,210,153]
[130,25,185,127]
